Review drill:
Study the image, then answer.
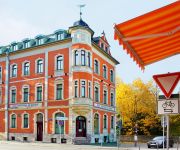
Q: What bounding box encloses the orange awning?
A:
[114,1,180,70]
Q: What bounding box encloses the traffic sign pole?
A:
[166,115,169,150]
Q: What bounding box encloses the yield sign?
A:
[153,72,180,99]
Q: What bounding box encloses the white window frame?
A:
[10,113,17,128]
[35,58,44,74]
[54,78,64,100]
[103,86,108,105]
[94,59,100,75]
[22,85,29,103]
[110,69,114,83]
[11,63,18,78]
[55,54,64,71]
[88,81,92,99]
[110,89,115,107]
[35,83,43,102]
[74,80,79,98]
[22,61,30,76]
[80,80,86,98]
[94,82,100,102]
[87,51,92,68]
[74,50,79,66]
[111,115,115,129]
[22,113,29,129]
[10,86,17,104]
[103,64,108,79]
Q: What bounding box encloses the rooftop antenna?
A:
[78,4,86,20]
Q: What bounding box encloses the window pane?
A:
[81,81,85,97]
[11,89,16,103]
[11,114,16,128]
[55,113,64,134]
[24,114,29,128]
[95,87,99,102]
[23,88,29,102]
[57,56,63,70]
[56,84,62,100]
[81,50,86,66]
[37,86,42,101]
[37,60,43,73]
[75,51,78,66]
[12,65,17,77]
[104,115,107,128]
[24,62,30,75]
[94,114,99,134]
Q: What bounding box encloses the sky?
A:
[0,0,179,93]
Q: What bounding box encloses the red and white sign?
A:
[153,72,180,99]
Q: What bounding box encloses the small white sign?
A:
[158,99,179,114]
[56,117,68,121]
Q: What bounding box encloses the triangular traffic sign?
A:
[153,72,180,99]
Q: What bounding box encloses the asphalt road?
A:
[0,141,178,150]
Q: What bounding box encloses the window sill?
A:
[54,70,64,77]
[72,66,92,74]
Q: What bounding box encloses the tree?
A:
[116,77,162,135]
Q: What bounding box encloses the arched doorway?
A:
[76,116,86,137]
[55,112,65,134]
[36,113,43,141]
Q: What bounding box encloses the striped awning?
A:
[114,1,180,70]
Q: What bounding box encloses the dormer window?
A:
[11,44,18,51]
[101,43,104,49]
[37,38,44,45]
[56,33,64,40]
[24,41,30,48]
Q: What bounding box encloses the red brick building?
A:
[0,19,119,143]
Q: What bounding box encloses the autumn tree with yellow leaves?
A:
[116,77,162,135]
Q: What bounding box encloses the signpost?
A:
[153,72,180,150]
[56,117,68,143]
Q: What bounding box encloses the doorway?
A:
[76,116,86,137]
[36,113,43,141]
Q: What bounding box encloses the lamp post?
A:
[134,95,138,147]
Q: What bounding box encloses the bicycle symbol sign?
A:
[162,101,175,108]
[158,99,179,115]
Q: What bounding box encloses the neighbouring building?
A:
[0,18,119,144]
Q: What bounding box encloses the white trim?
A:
[94,82,100,103]
[54,79,64,100]
[22,112,30,129]
[88,80,92,99]
[10,113,17,129]
[102,64,108,80]
[35,58,44,74]
[103,86,108,105]
[22,84,30,103]
[74,79,79,98]
[10,63,18,78]
[80,79,86,98]
[10,86,17,104]
[94,59,100,75]
[35,83,43,102]
[93,112,100,134]
[53,111,66,134]
[22,61,30,76]
[33,112,44,139]
[9,76,45,84]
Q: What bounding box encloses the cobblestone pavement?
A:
[0,141,178,150]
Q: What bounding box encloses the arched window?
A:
[74,80,78,98]
[12,64,17,77]
[94,60,99,74]
[56,83,63,100]
[24,62,30,75]
[37,59,43,73]
[81,50,86,66]
[74,50,79,66]
[56,56,63,70]
[110,70,114,83]
[81,80,86,98]
[55,112,65,134]
[103,115,107,129]
[111,92,114,106]
[103,65,107,79]
[94,113,99,134]
[23,114,29,128]
[23,86,29,102]
[111,116,114,129]
[11,114,16,128]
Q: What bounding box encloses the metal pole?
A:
[166,115,169,150]
[5,51,10,141]
[163,115,165,150]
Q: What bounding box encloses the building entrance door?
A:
[76,116,86,137]
[36,113,43,141]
